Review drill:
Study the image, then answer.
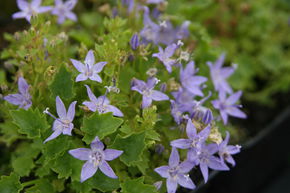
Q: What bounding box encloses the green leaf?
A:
[10,108,49,139]
[69,30,94,47]
[0,173,22,193]
[49,65,74,100]
[81,112,123,144]
[87,170,120,192]
[25,179,54,193]
[0,122,20,146]
[110,132,146,166]
[43,135,70,160]
[12,156,35,177]
[51,152,83,181]
[121,177,157,193]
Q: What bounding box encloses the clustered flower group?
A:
[3,0,247,192]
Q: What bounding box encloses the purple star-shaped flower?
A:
[69,136,123,182]
[51,0,78,24]
[218,131,241,166]
[189,143,229,183]
[212,90,247,125]
[4,77,32,110]
[43,96,77,143]
[71,50,107,82]
[131,77,169,109]
[180,61,207,96]
[12,0,52,22]
[152,43,177,73]
[83,85,123,117]
[155,148,195,193]
[171,120,211,154]
[207,53,235,94]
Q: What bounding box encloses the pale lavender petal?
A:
[220,111,228,125]
[17,0,28,10]
[67,101,77,121]
[220,131,230,147]
[226,107,247,119]
[154,166,170,178]
[166,178,178,193]
[198,125,211,142]
[225,155,236,166]
[31,0,41,8]
[85,50,95,66]
[81,161,98,182]
[4,94,24,105]
[151,90,169,101]
[56,96,66,118]
[89,73,102,82]
[221,67,234,78]
[55,0,62,6]
[186,120,197,139]
[37,6,53,13]
[208,156,229,171]
[93,62,106,73]
[142,96,152,109]
[62,123,73,135]
[165,43,177,57]
[179,161,194,173]
[76,73,88,82]
[12,12,26,19]
[200,162,209,183]
[226,91,242,105]
[44,129,62,143]
[184,61,195,76]
[69,148,91,161]
[227,145,241,154]
[106,105,124,117]
[190,76,207,85]
[99,161,117,179]
[65,0,77,9]
[170,139,191,149]
[83,101,97,112]
[104,149,123,161]
[84,85,98,103]
[169,148,179,167]
[206,143,218,154]
[71,59,85,73]
[66,12,77,21]
[90,136,104,150]
[177,174,195,189]
[18,77,29,95]
[215,53,226,68]
[146,77,157,89]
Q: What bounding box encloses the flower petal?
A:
[186,120,197,139]
[106,105,124,117]
[154,166,170,178]
[56,96,66,118]
[151,90,169,101]
[71,59,85,73]
[170,139,191,149]
[200,162,209,183]
[89,73,102,82]
[177,174,195,189]
[166,178,178,193]
[179,161,194,173]
[93,62,106,73]
[104,149,123,161]
[208,156,229,171]
[44,129,62,143]
[81,161,98,182]
[4,94,24,106]
[226,91,242,105]
[85,50,95,66]
[90,136,104,150]
[142,96,152,109]
[18,77,29,96]
[17,0,28,10]
[69,148,91,161]
[76,73,88,82]
[84,85,98,103]
[67,101,77,121]
[169,148,179,167]
[99,161,117,179]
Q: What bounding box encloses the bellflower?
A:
[207,53,235,94]
[71,50,107,82]
[51,0,78,24]
[190,93,214,125]
[212,91,247,125]
[130,33,139,50]
[69,136,123,182]
[154,148,195,193]
[131,77,169,108]
[218,131,241,166]
[189,143,229,183]
[43,96,77,143]
[12,0,52,22]
[180,61,207,96]
[83,85,123,117]
[152,43,178,73]
[171,120,211,155]
[4,77,32,110]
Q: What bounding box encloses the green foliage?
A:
[111,132,146,166]
[0,173,22,193]
[121,177,158,193]
[10,108,49,139]
[81,112,123,144]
